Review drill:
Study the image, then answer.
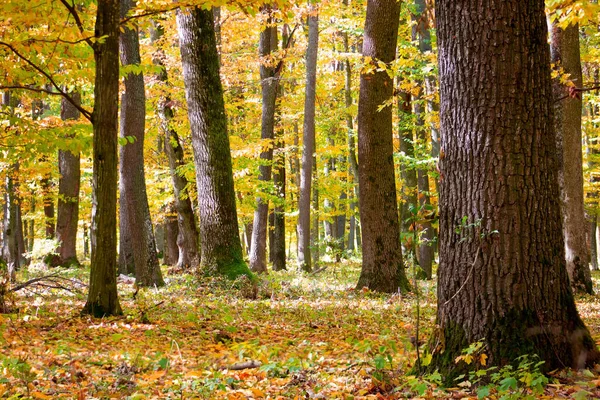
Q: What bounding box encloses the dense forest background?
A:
[2,0,600,398]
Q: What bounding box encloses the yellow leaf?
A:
[250,388,265,398]
[480,354,488,366]
[142,370,165,382]
[32,392,53,400]
[185,370,203,378]
[463,354,473,365]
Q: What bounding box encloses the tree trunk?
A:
[356,0,409,293]
[431,0,599,378]
[344,16,358,254]
[152,20,200,270]
[272,138,286,270]
[250,6,278,273]
[590,216,598,271]
[412,0,434,279]
[118,0,164,287]
[177,7,251,279]
[297,6,318,272]
[56,93,81,267]
[311,155,320,267]
[163,206,179,266]
[550,21,593,294]
[82,0,123,317]
[398,91,417,244]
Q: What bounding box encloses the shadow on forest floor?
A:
[2,262,600,398]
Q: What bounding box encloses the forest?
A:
[2,0,600,398]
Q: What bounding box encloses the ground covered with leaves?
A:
[3,262,600,399]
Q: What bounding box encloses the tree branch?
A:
[58,0,94,48]
[554,84,600,103]
[0,41,93,121]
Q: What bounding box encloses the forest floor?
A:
[3,261,600,399]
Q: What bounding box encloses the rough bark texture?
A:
[250,7,278,273]
[152,20,200,270]
[431,0,599,378]
[356,0,409,293]
[83,0,122,317]
[297,7,318,272]
[118,0,164,287]
[56,93,81,267]
[550,22,593,294]
[177,7,251,280]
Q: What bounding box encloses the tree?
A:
[176,6,252,279]
[550,19,593,294]
[297,3,318,273]
[430,0,598,376]
[117,0,164,287]
[250,4,279,273]
[151,20,200,270]
[55,93,81,267]
[356,0,409,293]
[82,0,122,316]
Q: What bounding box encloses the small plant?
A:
[454,342,549,400]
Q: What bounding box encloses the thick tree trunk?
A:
[297,7,318,272]
[550,21,593,294]
[83,0,122,316]
[177,7,251,279]
[311,156,320,267]
[356,0,409,293]
[56,94,81,267]
[152,20,200,270]
[250,7,278,273]
[118,0,164,287]
[431,0,598,378]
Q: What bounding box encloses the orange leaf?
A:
[32,392,53,400]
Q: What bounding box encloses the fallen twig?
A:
[221,360,262,370]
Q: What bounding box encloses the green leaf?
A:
[499,376,517,391]
[477,386,490,399]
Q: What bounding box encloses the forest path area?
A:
[2,264,600,399]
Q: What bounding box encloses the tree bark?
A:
[177,7,251,279]
[250,6,278,273]
[82,0,123,317]
[56,93,81,267]
[550,21,593,294]
[118,0,164,287]
[151,19,200,270]
[356,0,409,293]
[297,5,318,272]
[398,91,417,242]
[431,0,599,377]
[272,139,286,270]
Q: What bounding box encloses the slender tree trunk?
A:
[250,6,279,273]
[398,91,417,243]
[83,0,122,316]
[177,7,251,279]
[56,93,81,267]
[550,21,593,294]
[591,216,598,271]
[152,20,200,270]
[343,3,359,255]
[430,0,598,377]
[311,155,320,267]
[272,135,286,270]
[118,0,164,287]
[356,0,409,293]
[163,204,179,266]
[412,0,434,279]
[297,5,318,272]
